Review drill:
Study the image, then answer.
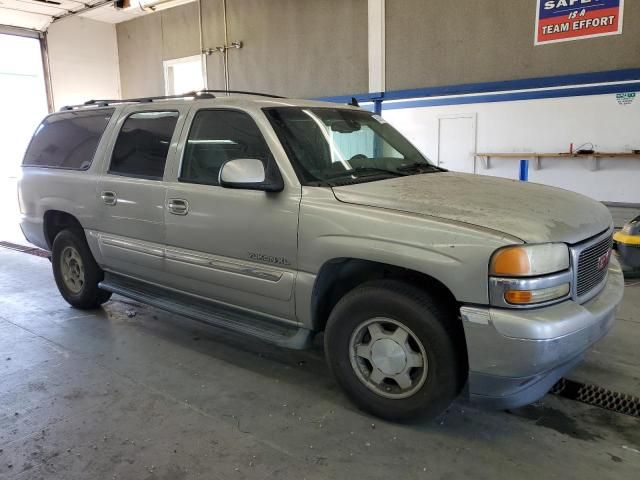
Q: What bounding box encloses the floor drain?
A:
[551,378,640,417]
[0,241,50,258]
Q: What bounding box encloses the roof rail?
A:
[60,89,286,111]
[200,89,286,99]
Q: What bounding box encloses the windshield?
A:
[264,107,439,186]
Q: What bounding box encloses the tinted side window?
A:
[109,111,179,179]
[23,109,114,169]
[180,110,273,186]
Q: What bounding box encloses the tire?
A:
[51,229,112,309]
[324,280,465,421]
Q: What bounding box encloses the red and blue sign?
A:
[535,0,624,45]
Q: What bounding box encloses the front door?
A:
[95,107,188,281]
[163,108,300,321]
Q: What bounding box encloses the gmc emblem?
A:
[596,250,611,271]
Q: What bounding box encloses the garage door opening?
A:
[0,33,48,245]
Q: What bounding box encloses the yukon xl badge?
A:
[248,252,290,266]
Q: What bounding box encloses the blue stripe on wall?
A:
[381,82,640,110]
[317,68,640,107]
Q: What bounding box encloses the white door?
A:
[437,114,476,173]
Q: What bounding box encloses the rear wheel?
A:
[325,280,465,421]
[52,229,112,309]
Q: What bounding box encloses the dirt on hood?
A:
[331,172,612,244]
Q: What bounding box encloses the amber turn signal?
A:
[503,283,570,305]
[504,290,533,304]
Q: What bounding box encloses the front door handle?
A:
[101,191,117,205]
[168,198,189,215]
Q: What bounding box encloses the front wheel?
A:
[52,229,112,309]
[324,280,465,421]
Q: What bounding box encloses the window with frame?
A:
[180,109,274,186]
[23,109,114,170]
[163,55,204,96]
[109,111,179,180]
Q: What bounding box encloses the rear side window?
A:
[109,111,179,180]
[22,109,114,170]
[180,109,273,186]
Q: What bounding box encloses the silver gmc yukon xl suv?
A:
[18,92,624,420]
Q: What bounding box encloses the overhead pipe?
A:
[201,0,242,93]
[197,0,208,89]
[222,0,229,91]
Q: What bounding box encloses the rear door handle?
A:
[101,191,117,205]
[168,198,189,215]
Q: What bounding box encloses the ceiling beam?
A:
[51,0,112,23]
[13,0,70,12]
[0,5,54,17]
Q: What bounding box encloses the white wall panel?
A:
[47,16,121,109]
[383,93,640,203]
[368,0,385,93]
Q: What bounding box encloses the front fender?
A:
[295,188,517,326]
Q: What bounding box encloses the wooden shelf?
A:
[474,152,640,171]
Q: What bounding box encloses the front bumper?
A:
[461,257,624,409]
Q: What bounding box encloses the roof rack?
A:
[207,89,286,99]
[60,89,286,111]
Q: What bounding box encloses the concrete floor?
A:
[0,248,639,479]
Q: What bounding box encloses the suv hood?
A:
[331,172,612,244]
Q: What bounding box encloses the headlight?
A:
[490,244,569,277]
[489,243,572,308]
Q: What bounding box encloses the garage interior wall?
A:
[385,93,640,204]
[113,0,640,100]
[60,0,640,204]
[46,16,121,110]
[385,0,640,91]
[116,0,368,99]
[117,2,203,98]
[380,1,640,204]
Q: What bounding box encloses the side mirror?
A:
[219,158,284,192]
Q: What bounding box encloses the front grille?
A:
[575,234,613,297]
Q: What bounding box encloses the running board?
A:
[99,273,313,350]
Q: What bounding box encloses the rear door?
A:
[162,108,301,321]
[94,105,189,281]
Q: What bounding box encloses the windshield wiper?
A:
[396,163,446,174]
[326,166,406,180]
